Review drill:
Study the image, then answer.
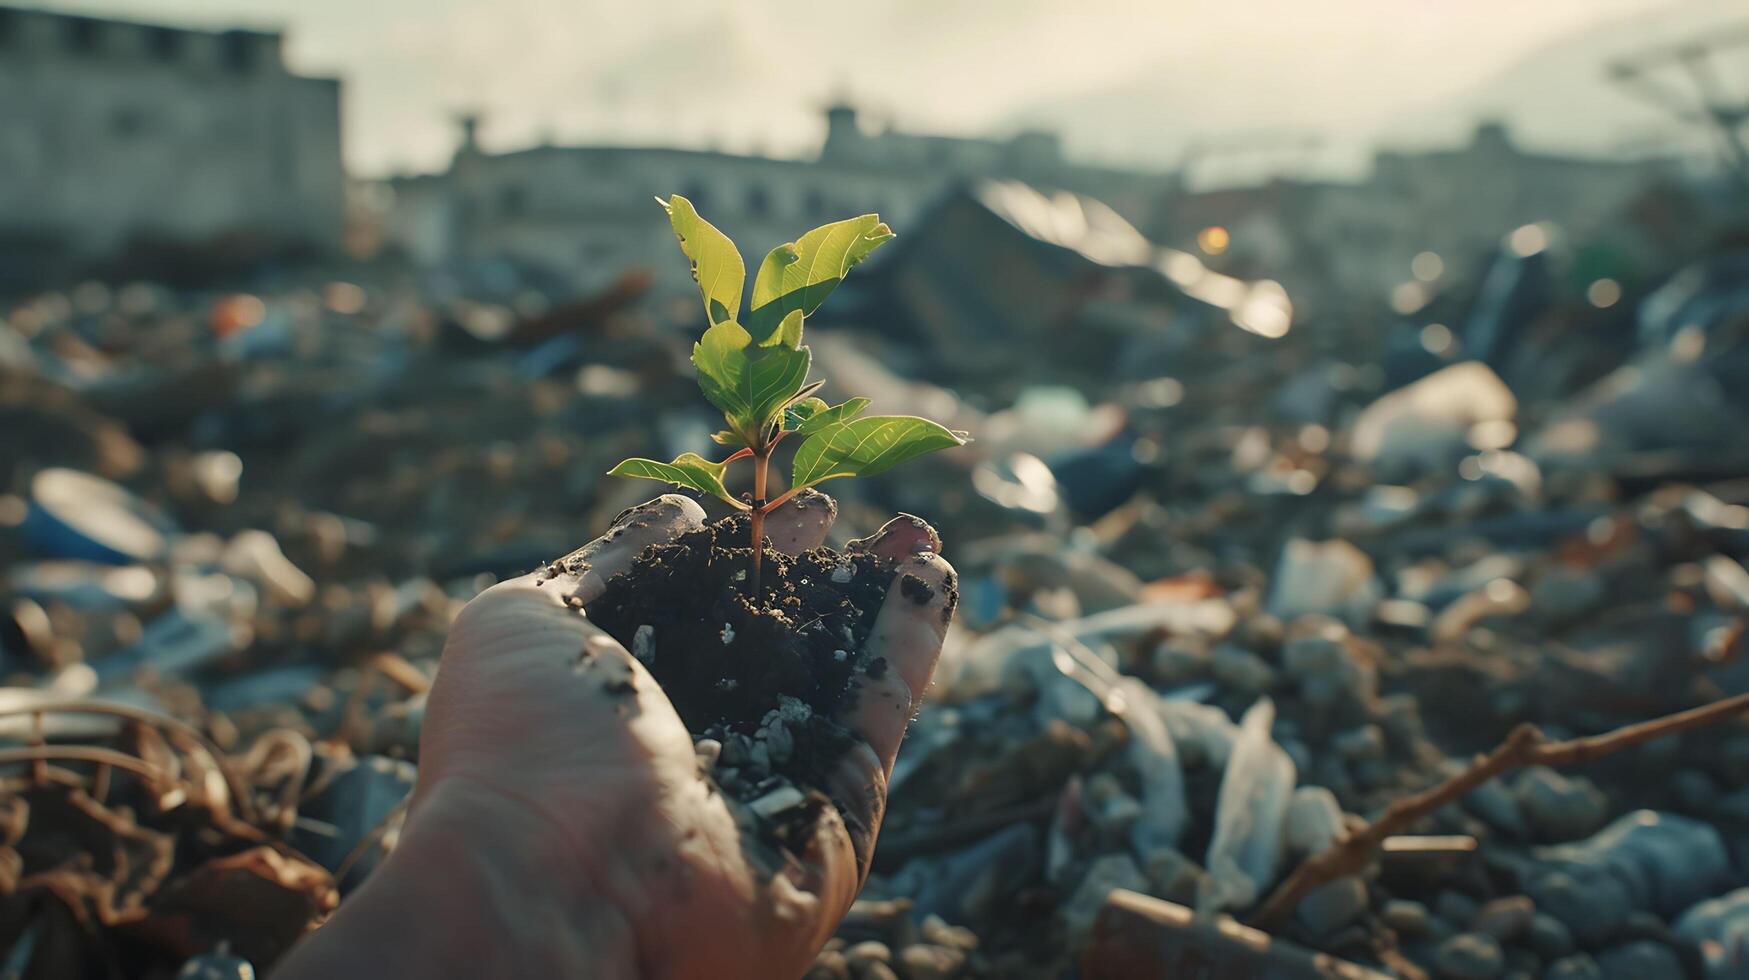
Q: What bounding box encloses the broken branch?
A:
[1250,691,1749,931]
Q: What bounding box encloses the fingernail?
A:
[850,514,941,556]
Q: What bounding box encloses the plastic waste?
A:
[8,561,163,612]
[1266,539,1381,624]
[94,609,249,686]
[22,468,177,565]
[223,530,317,607]
[1350,362,1516,479]
[292,755,418,889]
[1111,678,1187,855]
[1200,698,1296,913]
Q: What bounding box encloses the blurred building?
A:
[0,5,343,267]
[384,104,1168,296]
[1158,123,1673,304]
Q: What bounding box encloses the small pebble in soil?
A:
[1382,899,1431,938]
[720,622,736,645]
[1544,954,1603,980]
[1433,932,1505,980]
[832,562,856,584]
[749,785,807,820]
[632,624,655,665]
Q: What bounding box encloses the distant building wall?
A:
[0,6,343,260]
[1159,124,1671,304]
[384,104,1171,296]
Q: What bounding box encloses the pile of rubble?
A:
[2,197,1748,979]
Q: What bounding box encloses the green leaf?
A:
[661,195,744,325]
[743,345,812,432]
[791,415,967,490]
[786,397,831,427]
[794,396,871,435]
[693,319,755,422]
[690,317,811,438]
[608,453,746,509]
[748,215,894,337]
[758,309,804,349]
[710,429,747,447]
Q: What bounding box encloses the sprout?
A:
[610,196,967,590]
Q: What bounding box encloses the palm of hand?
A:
[409,494,954,979]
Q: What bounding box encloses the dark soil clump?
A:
[588,516,897,845]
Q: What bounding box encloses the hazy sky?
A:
[34,0,1704,177]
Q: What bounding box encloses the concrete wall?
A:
[386,110,1172,298]
[0,6,342,259]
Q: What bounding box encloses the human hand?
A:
[274,493,956,980]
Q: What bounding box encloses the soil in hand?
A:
[588,515,896,846]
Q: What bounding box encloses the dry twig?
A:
[1250,691,1749,931]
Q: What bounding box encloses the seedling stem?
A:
[608,195,969,596]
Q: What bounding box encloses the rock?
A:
[1383,899,1433,938]
[845,940,892,968]
[1332,724,1386,762]
[1466,776,1529,838]
[1436,891,1481,930]
[1593,941,1682,980]
[1532,810,1730,917]
[919,915,979,952]
[1530,567,1606,624]
[1152,641,1208,684]
[175,949,255,979]
[1504,948,1541,978]
[1711,787,1749,823]
[1284,786,1345,856]
[1527,914,1575,960]
[1543,955,1603,980]
[1514,767,1609,842]
[805,950,851,980]
[1210,643,1276,694]
[852,961,900,980]
[1526,869,1633,947]
[1374,692,1424,746]
[1674,887,1749,980]
[1298,877,1368,936]
[1435,932,1506,980]
[1475,896,1535,942]
[1671,769,1718,812]
[1720,734,1749,786]
[1281,621,1377,713]
[898,944,966,980]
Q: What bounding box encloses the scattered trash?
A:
[4,169,1747,979]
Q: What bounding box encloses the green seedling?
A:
[610,195,967,591]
